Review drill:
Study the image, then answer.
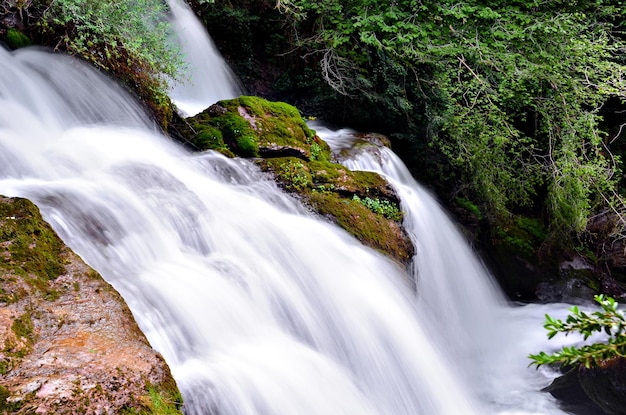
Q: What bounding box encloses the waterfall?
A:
[0,46,587,414]
[314,125,587,413]
[166,0,242,116]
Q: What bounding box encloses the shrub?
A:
[529,295,626,369]
[39,0,183,125]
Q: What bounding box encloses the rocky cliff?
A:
[0,197,182,414]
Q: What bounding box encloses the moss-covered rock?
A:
[180,96,328,160]
[0,197,65,303]
[176,97,413,265]
[306,191,413,264]
[256,156,413,263]
[0,197,182,414]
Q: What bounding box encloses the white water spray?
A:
[166,0,242,116]
[0,46,584,415]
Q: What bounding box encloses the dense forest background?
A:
[192,0,626,295]
[2,0,626,299]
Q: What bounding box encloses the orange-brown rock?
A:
[0,197,182,414]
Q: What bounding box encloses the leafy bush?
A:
[33,0,183,125]
[276,0,626,248]
[529,295,626,369]
[45,0,181,75]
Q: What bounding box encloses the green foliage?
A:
[122,385,183,415]
[455,197,482,220]
[45,0,180,76]
[263,157,312,190]
[278,0,626,246]
[529,295,626,369]
[352,195,403,222]
[310,143,322,161]
[36,0,182,125]
[122,386,183,415]
[5,28,32,49]
[11,312,34,344]
[145,386,183,415]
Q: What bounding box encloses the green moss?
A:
[188,96,318,159]
[516,216,548,241]
[192,125,226,151]
[5,29,32,50]
[307,192,413,263]
[454,197,482,220]
[0,197,65,301]
[0,360,8,375]
[260,157,312,191]
[495,216,547,258]
[11,312,34,344]
[0,385,24,413]
[308,161,390,198]
[235,135,259,157]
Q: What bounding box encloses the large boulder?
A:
[542,357,626,415]
[177,96,415,266]
[178,96,319,159]
[0,197,182,414]
[579,357,626,415]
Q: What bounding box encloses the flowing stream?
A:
[166,0,242,116]
[0,41,588,415]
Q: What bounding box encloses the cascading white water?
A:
[0,46,590,415]
[166,0,242,116]
[313,125,585,414]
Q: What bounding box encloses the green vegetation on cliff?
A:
[0,197,65,302]
[1,0,181,125]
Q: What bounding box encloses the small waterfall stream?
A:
[166,0,242,116]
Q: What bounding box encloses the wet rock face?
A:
[0,197,182,414]
[579,358,626,415]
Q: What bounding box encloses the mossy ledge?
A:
[0,196,182,414]
[177,96,415,265]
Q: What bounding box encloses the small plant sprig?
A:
[352,195,403,222]
[529,295,626,369]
